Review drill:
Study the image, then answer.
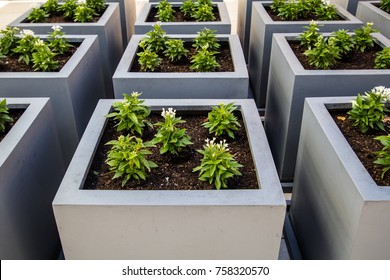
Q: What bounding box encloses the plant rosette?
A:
[52,98,286,260]
[264,30,390,181]
[9,2,123,97]
[356,1,390,40]
[290,94,390,259]
[134,1,231,34]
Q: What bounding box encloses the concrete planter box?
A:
[331,0,372,14]
[0,98,65,259]
[356,1,390,39]
[108,0,136,44]
[10,3,123,98]
[113,34,249,99]
[0,35,105,165]
[265,33,390,181]
[290,97,390,259]
[53,99,286,260]
[134,2,231,34]
[248,2,362,108]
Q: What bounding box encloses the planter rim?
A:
[304,96,390,198]
[113,34,247,78]
[53,99,285,207]
[10,3,120,28]
[358,1,390,19]
[0,35,99,78]
[273,32,390,74]
[254,1,362,24]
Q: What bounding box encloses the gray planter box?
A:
[52,99,286,260]
[265,32,390,181]
[291,97,390,259]
[0,35,105,165]
[113,34,249,99]
[248,2,362,108]
[331,0,372,14]
[108,0,137,44]
[0,98,65,259]
[356,1,390,40]
[10,3,123,98]
[134,2,231,34]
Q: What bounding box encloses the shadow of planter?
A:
[0,98,65,259]
[10,3,123,98]
[109,0,137,46]
[264,32,390,181]
[52,98,286,260]
[356,1,390,40]
[331,0,372,14]
[134,2,231,34]
[248,2,362,108]
[0,35,105,165]
[290,97,390,259]
[113,34,249,99]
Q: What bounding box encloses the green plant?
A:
[27,3,49,23]
[190,46,220,72]
[193,3,215,21]
[87,0,106,14]
[74,0,95,23]
[0,26,20,55]
[374,134,390,178]
[193,138,242,190]
[156,0,174,22]
[353,22,378,52]
[32,39,59,71]
[59,0,78,19]
[348,86,390,133]
[0,99,13,133]
[380,0,390,13]
[375,47,390,69]
[163,39,188,61]
[304,35,340,69]
[137,47,162,71]
[47,25,72,54]
[329,29,354,57]
[192,28,220,51]
[151,108,193,155]
[203,102,241,138]
[139,22,167,53]
[12,29,38,65]
[271,0,286,13]
[181,0,196,17]
[106,92,152,135]
[314,0,338,20]
[105,135,157,186]
[277,0,301,20]
[42,0,59,14]
[299,20,321,50]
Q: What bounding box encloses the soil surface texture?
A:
[0,109,25,142]
[147,6,221,22]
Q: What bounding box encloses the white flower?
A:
[131,91,141,98]
[367,22,374,27]
[373,86,390,101]
[77,0,87,5]
[34,39,45,47]
[32,3,41,9]
[309,20,318,26]
[51,25,63,32]
[21,29,35,37]
[161,107,176,118]
[321,0,331,6]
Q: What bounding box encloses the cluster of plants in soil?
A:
[268,0,342,21]
[0,99,24,143]
[290,21,390,70]
[331,86,390,186]
[26,0,106,23]
[0,25,76,72]
[84,92,258,190]
[148,0,220,22]
[131,23,233,72]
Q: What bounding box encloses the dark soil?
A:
[0,45,78,72]
[0,109,25,142]
[83,111,259,190]
[146,6,221,22]
[289,41,383,70]
[330,109,390,186]
[130,41,234,72]
[265,6,343,21]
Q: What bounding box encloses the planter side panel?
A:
[356,2,390,40]
[331,0,372,14]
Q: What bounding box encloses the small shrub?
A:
[304,35,341,69]
[375,47,390,69]
[27,4,49,23]
[192,28,220,51]
[0,99,13,133]
[380,0,390,13]
[203,102,241,138]
[315,0,338,20]
[42,0,60,14]
[190,46,220,72]
[59,0,78,19]
[353,22,378,52]
[74,0,95,23]
[299,20,321,50]
[32,39,59,71]
[193,3,215,21]
[87,0,106,14]
[163,39,188,62]
[139,22,168,53]
[156,0,174,22]
[47,25,72,54]
[181,0,196,17]
[0,26,20,55]
[12,29,38,65]
[277,0,301,20]
[329,29,354,57]
[137,47,162,71]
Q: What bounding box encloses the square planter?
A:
[52,99,286,260]
[290,97,390,259]
[108,0,137,44]
[331,0,372,14]
[134,2,231,34]
[113,34,249,99]
[10,3,123,98]
[356,1,390,40]
[0,35,105,165]
[264,32,390,181]
[248,2,362,108]
[0,98,65,259]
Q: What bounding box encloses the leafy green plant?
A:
[12,29,38,65]
[32,39,59,71]
[105,135,157,186]
[106,92,152,135]
[203,102,241,138]
[380,0,390,13]
[271,0,286,13]
[181,0,196,17]
[328,29,354,57]
[59,0,78,19]
[193,3,215,21]
[304,35,340,69]
[277,0,301,20]
[156,0,174,22]
[348,87,390,133]
[299,20,321,50]
[0,99,13,133]
[190,46,220,72]
[139,22,168,53]
[374,134,390,178]
[192,28,220,51]
[151,108,193,155]
[87,0,106,14]
[27,3,49,23]
[375,47,390,69]
[0,26,20,55]
[74,0,95,23]
[193,138,242,190]
[42,0,59,14]
[137,47,162,71]
[314,0,338,20]
[353,22,378,52]
[47,25,72,54]
[273,0,339,21]
[163,39,188,61]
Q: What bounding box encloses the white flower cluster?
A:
[51,25,63,32]
[373,86,390,101]
[78,0,87,5]
[32,3,41,9]
[205,138,229,151]
[321,0,331,6]
[34,39,45,47]
[161,108,176,119]
[20,29,35,38]
[131,91,141,98]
